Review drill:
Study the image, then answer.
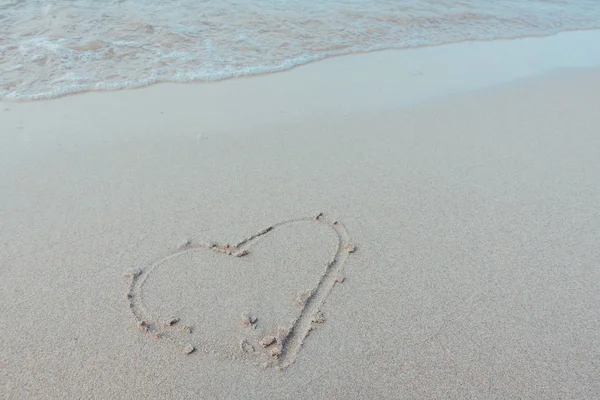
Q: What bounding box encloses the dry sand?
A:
[1,31,600,398]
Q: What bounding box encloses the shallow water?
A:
[1,0,599,100]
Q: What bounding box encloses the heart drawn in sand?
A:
[123,213,355,370]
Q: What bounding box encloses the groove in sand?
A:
[123,213,354,370]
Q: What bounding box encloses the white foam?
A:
[1,0,599,100]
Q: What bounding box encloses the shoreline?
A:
[3,28,600,103]
[3,29,600,174]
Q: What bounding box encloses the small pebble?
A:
[259,336,276,348]
[241,313,257,327]
[312,311,325,323]
[270,347,282,357]
[138,321,148,333]
[183,344,195,354]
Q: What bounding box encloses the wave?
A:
[1,0,599,100]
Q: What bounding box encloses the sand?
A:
[2,31,600,398]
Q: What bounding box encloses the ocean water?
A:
[1,0,599,100]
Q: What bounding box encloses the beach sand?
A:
[1,32,600,398]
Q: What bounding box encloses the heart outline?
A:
[124,213,353,370]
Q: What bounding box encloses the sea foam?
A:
[1,0,599,100]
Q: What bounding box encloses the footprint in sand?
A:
[123,213,355,370]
